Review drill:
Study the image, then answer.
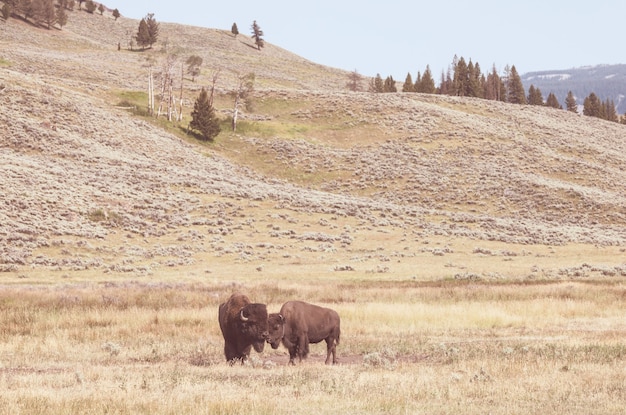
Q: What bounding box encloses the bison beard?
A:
[218,293,269,364]
[268,301,340,365]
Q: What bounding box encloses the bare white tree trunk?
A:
[156,55,178,118]
[209,70,219,108]
[156,73,166,117]
[232,73,254,132]
[167,79,173,121]
[232,95,240,132]
[177,63,184,122]
[148,67,154,115]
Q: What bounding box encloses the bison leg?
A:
[325,334,339,365]
[239,344,252,364]
[288,346,297,365]
[224,343,250,365]
[224,343,238,363]
[297,334,309,362]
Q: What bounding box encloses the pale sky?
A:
[105,0,624,79]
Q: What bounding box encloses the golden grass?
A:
[1,276,624,414]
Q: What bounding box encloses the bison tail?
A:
[335,328,340,345]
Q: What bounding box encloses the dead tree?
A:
[208,70,220,108]
[177,63,184,122]
[232,73,255,132]
[148,67,155,115]
[156,54,179,121]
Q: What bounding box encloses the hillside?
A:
[1,9,625,280]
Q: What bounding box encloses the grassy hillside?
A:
[1,8,625,415]
[2,9,625,276]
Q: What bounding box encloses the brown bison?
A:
[218,293,269,364]
[268,300,340,365]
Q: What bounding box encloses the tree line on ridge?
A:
[353,55,625,123]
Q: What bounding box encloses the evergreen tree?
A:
[453,56,468,96]
[484,65,504,101]
[402,72,414,92]
[1,3,11,21]
[189,88,221,141]
[146,13,159,47]
[474,62,486,98]
[507,65,526,104]
[346,69,364,91]
[583,92,601,117]
[231,22,239,37]
[599,100,607,120]
[545,92,561,109]
[383,75,397,92]
[39,0,56,29]
[466,60,482,98]
[527,85,544,105]
[565,91,577,113]
[414,72,422,92]
[369,73,384,93]
[419,65,436,94]
[56,6,67,27]
[438,69,452,95]
[135,18,151,49]
[98,3,104,15]
[16,0,34,21]
[604,98,618,122]
[135,14,159,49]
[84,0,96,13]
[251,20,264,50]
[112,8,120,20]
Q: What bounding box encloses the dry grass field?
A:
[1,8,625,415]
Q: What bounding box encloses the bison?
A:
[268,300,340,365]
[218,293,269,364]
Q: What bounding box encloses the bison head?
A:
[239,303,269,352]
[267,313,285,349]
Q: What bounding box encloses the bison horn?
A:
[240,308,249,322]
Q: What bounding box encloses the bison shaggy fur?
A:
[268,300,340,365]
[218,293,269,364]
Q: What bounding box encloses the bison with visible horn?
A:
[218,293,269,363]
[268,300,340,365]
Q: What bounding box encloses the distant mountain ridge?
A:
[522,64,626,114]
